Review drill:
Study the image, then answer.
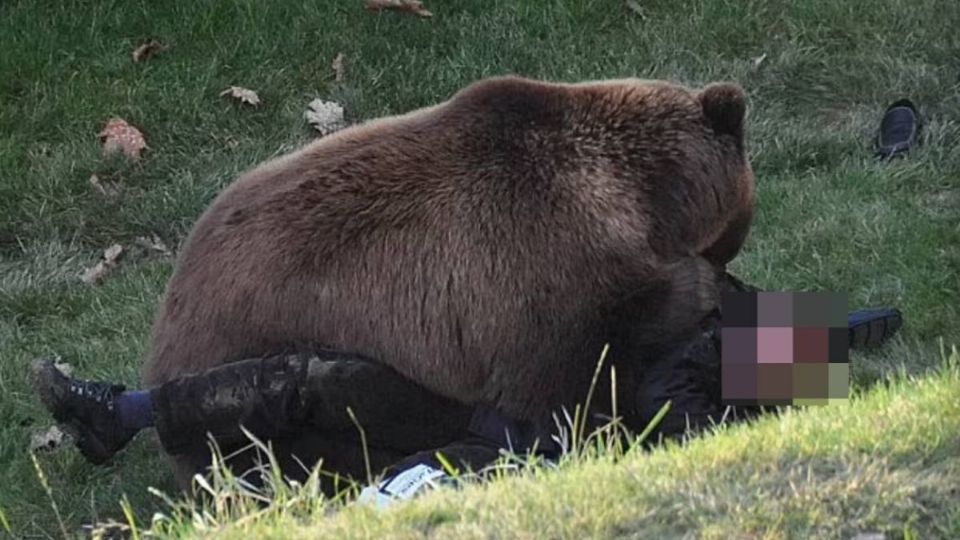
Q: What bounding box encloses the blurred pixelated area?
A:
[721,292,849,406]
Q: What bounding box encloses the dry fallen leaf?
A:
[98,118,147,161]
[53,360,74,377]
[364,0,433,18]
[131,39,168,63]
[103,243,123,263]
[625,0,646,18]
[135,234,173,257]
[89,174,120,197]
[751,53,768,70]
[81,243,124,285]
[305,99,347,136]
[332,53,346,83]
[31,425,68,452]
[220,86,261,107]
[82,521,133,540]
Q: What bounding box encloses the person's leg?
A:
[30,354,321,465]
[297,351,473,452]
[158,351,475,488]
[148,352,313,456]
[30,351,473,467]
[163,357,560,495]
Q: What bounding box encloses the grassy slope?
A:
[194,355,960,540]
[0,0,958,537]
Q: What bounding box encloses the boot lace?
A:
[68,380,119,411]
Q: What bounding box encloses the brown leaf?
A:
[81,243,124,285]
[332,53,346,83]
[364,0,433,18]
[131,39,168,63]
[220,86,262,107]
[98,118,147,161]
[135,234,173,257]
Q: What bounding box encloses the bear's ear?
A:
[698,83,746,141]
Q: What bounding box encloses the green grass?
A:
[159,351,960,539]
[1,0,958,538]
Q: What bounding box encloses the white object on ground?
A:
[357,463,449,509]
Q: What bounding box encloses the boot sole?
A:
[848,309,903,349]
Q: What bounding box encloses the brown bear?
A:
[142,75,755,487]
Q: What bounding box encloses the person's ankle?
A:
[116,390,155,430]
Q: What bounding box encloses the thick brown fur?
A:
[143,76,755,485]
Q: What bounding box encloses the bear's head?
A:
[451,76,755,266]
[570,78,756,266]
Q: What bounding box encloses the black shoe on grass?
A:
[30,359,136,464]
[875,99,920,159]
[847,308,903,349]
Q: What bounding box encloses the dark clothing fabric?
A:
[149,336,727,483]
[152,351,474,457]
[116,390,154,430]
[151,353,563,482]
[467,405,562,458]
[635,304,761,438]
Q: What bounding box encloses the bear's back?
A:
[144,76,748,419]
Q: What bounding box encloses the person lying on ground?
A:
[29,273,902,503]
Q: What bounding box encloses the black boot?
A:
[30,359,137,464]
